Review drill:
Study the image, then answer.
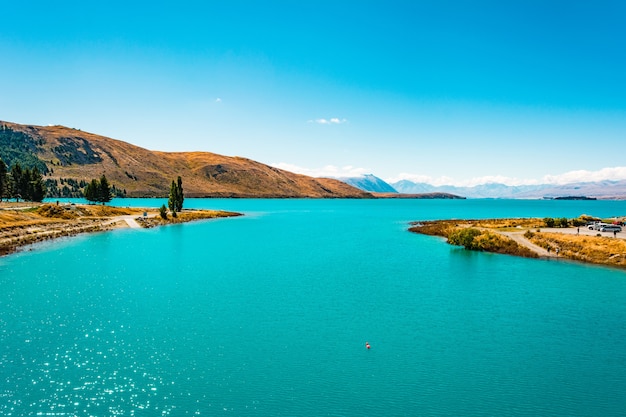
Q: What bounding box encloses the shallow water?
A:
[2,199,626,416]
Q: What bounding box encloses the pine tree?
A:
[176,176,184,212]
[98,174,112,204]
[29,167,46,202]
[84,179,99,204]
[168,180,177,213]
[0,158,7,201]
[10,163,24,201]
[168,176,185,214]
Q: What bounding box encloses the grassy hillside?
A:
[0,121,371,199]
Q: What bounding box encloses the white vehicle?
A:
[588,222,610,231]
[600,225,622,232]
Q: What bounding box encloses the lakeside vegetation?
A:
[410,216,626,269]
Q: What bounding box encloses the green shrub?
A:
[448,228,482,250]
[544,217,555,227]
[159,204,168,219]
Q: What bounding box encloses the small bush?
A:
[544,217,555,227]
[159,204,168,219]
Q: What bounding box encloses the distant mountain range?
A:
[392,179,626,199]
[335,174,626,200]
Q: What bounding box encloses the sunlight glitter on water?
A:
[3,199,626,416]
[0,321,181,416]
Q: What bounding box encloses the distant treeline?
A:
[44,177,126,198]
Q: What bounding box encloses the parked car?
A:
[600,225,622,232]
[588,222,610,231]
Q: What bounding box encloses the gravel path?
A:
[501,231,555,258]
[500,226,624,259]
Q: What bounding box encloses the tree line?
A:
[0,158,46,202]
[84,175,113,204]
[1,155,185,209]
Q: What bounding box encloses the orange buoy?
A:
[365,342,371,349]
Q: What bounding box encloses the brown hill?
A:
[0,121,372,198]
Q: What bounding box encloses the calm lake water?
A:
[2,198,626,416]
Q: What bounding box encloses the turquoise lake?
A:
[2,198,626,416]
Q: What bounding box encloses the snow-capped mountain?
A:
[390,179,626,199]
[337,174,398,193]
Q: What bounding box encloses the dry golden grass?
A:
[136,209,242,228]
[79,205,144,217]
[526,231,626,268]
[460,218,545,229]
[409,218,545,236]
[1,206,65,228]
[471,230,539,258]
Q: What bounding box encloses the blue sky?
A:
[1,1,625,186]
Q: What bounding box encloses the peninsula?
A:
[0,202,241,257]
[410,216,626,269]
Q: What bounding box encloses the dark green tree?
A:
[3,163,46,202]
[175,176,184,212]
[83,175,112,204]
[159,204,168,219]
[84,179,99,204]
[168,180,177,213]
[0,158,7,201]
[28,167,46,202]
[98,174,112,204]
[168,176,185,215]
[10,163,25,201]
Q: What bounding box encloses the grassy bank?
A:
[409,217,626,269]
[0,202,241,256]
[524,230,626,269]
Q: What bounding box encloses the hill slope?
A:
[0,121,371,198]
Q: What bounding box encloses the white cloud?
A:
[386,166,626,187]
[308,117,348,125]
[215,97,222,103]
[542,167,626,185]
[271,162,368,178]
